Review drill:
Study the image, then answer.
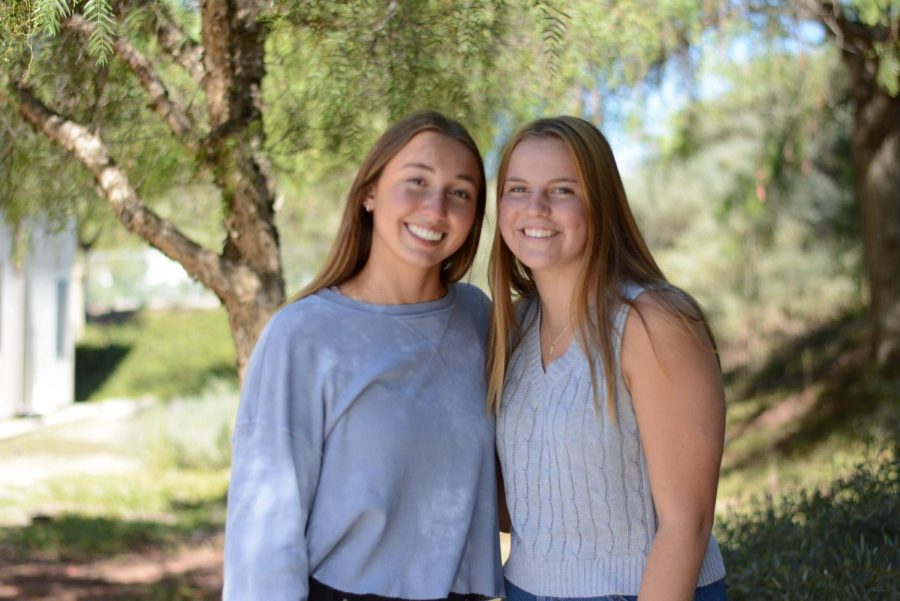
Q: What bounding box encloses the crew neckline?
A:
[317,284,457,316]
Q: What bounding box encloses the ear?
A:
[363,187,375,212]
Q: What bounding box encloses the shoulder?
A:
[621,286,716,380]
[448,282,492,341]
[624,284,706,334]
[451,281,491,317]
[238,295,339,424]
[272,292,335,328]
[254,293,339,353]
[452,281,490,305]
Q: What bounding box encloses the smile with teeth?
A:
[406,223,445,242]
[523,227,557,238]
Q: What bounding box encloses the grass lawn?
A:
[75,309,237,402]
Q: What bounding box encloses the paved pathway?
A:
[0,400,150,525]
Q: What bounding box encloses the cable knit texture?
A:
[497,283,726,596]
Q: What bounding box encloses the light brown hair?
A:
[295,111,486,300]
[487,116,715,418]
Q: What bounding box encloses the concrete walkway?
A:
[0,399,150,442]
[0,399,153,526]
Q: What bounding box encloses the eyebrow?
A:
[402,162,478,185]
[505,176,579,184]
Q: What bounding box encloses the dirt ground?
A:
[0,537,223,600]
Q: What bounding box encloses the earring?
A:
[363,200,373,213]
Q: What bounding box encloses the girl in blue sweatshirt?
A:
[224,111,504,601]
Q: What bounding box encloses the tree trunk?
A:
[851,82,900,373]
[200,0,285,379]
[817,2,900,374]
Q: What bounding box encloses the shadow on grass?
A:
[0,495,227,600]
[75,344,132,402]
[719,307,900,476]
[86,310,142,325]
[0,493,225,562]
[725,309,866,406]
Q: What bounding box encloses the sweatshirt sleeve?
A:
[223,308,325,601]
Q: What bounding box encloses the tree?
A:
[629,42,859,363]
[0,0,709,377]
[720,1,899,372]
[0,0,525,376]
[558,0,900,372]
[814,1,900,372]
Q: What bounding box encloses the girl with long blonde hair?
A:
[489,116,727,601]
[224,111,504,601]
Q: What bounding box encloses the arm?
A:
[621,291,725,601]
[223,313,325,601]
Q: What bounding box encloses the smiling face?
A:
[365,131,481,278]
[498,136,588,282]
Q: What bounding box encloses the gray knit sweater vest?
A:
[496,283,726,596]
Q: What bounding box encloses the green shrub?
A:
[718,447,899,600]
[139,382,239,471]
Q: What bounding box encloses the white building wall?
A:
[23,221,77,415]
[0,217,77,418]
[0,220,25,419]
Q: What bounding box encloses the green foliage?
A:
[718,446,899,600]
[844,0,900,96]
[75,309,237,402]
[4,514,181,558]
[628,43,860,353]
[32,0,73,36]
[0,2,852,235]
[30,0,116,55]
[82,0,115,64]
[140,387,238,471]
[263,0,515,172]
[717,308,900,503]
[877,43,900,94]
[1,6,200,249]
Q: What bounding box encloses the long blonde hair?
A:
[487,116,715,418]
[295,111,486,301]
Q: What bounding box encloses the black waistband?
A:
[309,577,489,601]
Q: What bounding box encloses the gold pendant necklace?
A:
[546,322,571,355]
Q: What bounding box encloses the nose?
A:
[525,190,551,216]
[419,188,448,218]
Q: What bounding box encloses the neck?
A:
[533,268,579,331]
[340,260,446,305]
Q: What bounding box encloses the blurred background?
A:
[0,1,897,599]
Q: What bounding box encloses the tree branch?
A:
[65,14,200,151]
[813,1,895,52]
[4,82,242,299]
[154,6,207,86]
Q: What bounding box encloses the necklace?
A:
[545,321,571,355]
